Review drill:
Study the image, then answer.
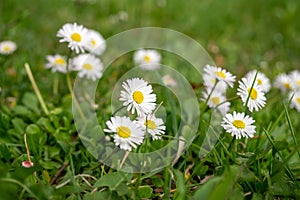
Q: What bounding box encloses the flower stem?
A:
[24,63,49,115]
[204,80,219,106]
[24,133,31,163]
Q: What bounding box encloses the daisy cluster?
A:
[45,22,106,81]
[274,70,300,112]
[104,78,166,151]
[0,40,17,55]
[201,65,271,139]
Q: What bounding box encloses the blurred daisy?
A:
[289,70,300,91]
[202,89,230,115]
[237,77,266,112]
[133,49,161,70]
[0,40,17,55]
[71,54,103,81]
[104,116,144,151]
[84,29,106,56]
[221,111,256,139]
[289,91,300,112]
[57,22,89,54]
[203,73,228,94]
[274,73,292,93]
[136,115,166,140]
[245,70,271,93]
[120,78,156,116]
[45,54,68,73]
[162,74,177,87]
[204,64,236,88]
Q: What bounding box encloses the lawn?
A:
[1,0,300,199]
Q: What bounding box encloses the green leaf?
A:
[138,186,153,199]
[94,171,132,190]
[12,118,26,135]
[22,92,39,114]
[173,169,186,200]
[12,105,32,116]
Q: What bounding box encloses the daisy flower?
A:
[104,116,144,151]
[70,54,104,81]
[289,91,300,112]
[133,49,161,70]
[57,22,89,54]
[120,78,157,116]
[45,54,68,73]
[274,73,292,93]
[0,40,17,55]
[136,115,166,140]
[203,73,228,94]
[201,89,230,115]
[203,64,236,88]
[237,77,266,112]
[289,70,300,91]
[221,111,256,139]
[245,70,271,93]
[84,29,106,56]
[162,74,177,87]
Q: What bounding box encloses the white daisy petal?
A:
[201,89,230,115]
[136,115,166,140]
[203,64,236,88]
[84,29,106,56]
[245,70,271,93]
[274,73,292,93]
[289,91,300,112]
[133,49,161,70]
[0,40,17,55]
[45,54,68,73]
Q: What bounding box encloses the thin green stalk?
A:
[112,105,126,117]
[204,80,219,106]
[244,70,258,113]
[0,178,39,199]
[24,63,49,115]
[283,103,300,158]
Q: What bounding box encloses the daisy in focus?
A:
[237,77,266,112]
[104,116,144,151]
[84,29,106,56]
[202,89,230,116]
[71,54,104,81]
[274,73,292,93]
[203,64,236,88]
[0,40,17,55]
[245,70,271,93]
[221,111,256,139]
[133,49,161,70]
[136,115,166,140]
[289,91,300,112]
[45,54,68,73]
[120,78,156,116]
[289,70,300,91]
[203,73,228,94]
[57,22,89,54]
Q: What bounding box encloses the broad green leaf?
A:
[94,171,132,190]
[138,186,153,199]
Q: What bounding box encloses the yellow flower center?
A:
[247,88,258,100]
[144,55,151,62]
[132,91,144,104]
[71,32,82,42]
[211,96,220,106]
[3,46,10,52]
[297,80,300,86]
[257,79,262,85]
[91,39,96,46]
[215,71,226,79]
[54,58,66,66]
[297,97,300,104]
[83,63,93,70]
[232,120,246,129]
[284,83,291,89]
[144,120,157,130]
[117,126,131,138]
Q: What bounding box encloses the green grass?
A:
[1,0,300,199]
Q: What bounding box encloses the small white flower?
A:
[57,22,89,54]
[221,111,256,139]
[136,115,166,140]
[289,70,300,91]
[22,160,34,168]
[133,49,161,70]
[203,73,228,94]
[237,77,266,112]
[201,89,230,115]
[162,74,177,87]
[245,70,271,93]
[0,40,17,55]
[71,54,104,81]
[289,91,300,112]
[45,54,68,73]
[274,73,292,93]
[84,29,106,56]
[104,116,144,151]
[203,64,236,88]
[120,78,156,116]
